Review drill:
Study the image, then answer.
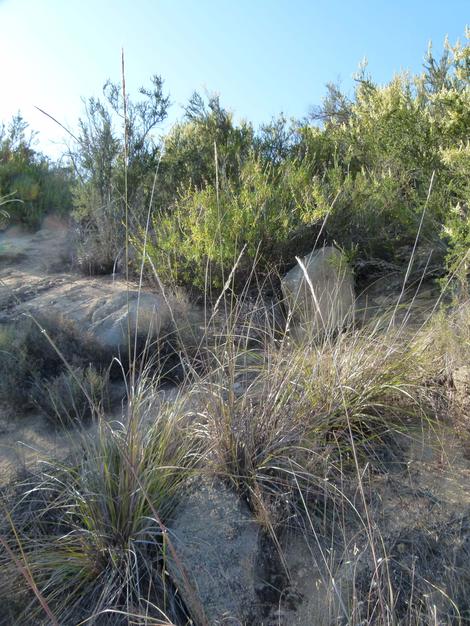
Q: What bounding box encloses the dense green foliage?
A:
[0,115,73,228]
[2,31,467,288]
[137,31,469,289]
[71,75,170,271]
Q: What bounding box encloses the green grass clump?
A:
[0,392,200,625]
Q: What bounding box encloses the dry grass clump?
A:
[0,391,201,625]
[182,292,442,529]
[411,299,470,433]
[413,299,470,377]
[74,230,119,276]
[349,517,470,625]
[31,365,109,425]
[0,314,109,415]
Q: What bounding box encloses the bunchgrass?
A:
[0,314,109,414]
[0,379,202,625]
[31,365,109,425]
[181,278,441,525]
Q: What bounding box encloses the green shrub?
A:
[155,93,254,207]
[0,115,74,228]
[440,143,470,289]
[303,165,430,260]
[132,33,469,291]
[72,30,469,293]
[142,155,315,289]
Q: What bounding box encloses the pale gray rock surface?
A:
[281,246,355,338]
[168,479,260,625]
[18,281,172,353]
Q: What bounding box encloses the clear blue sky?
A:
[0,0,468,157]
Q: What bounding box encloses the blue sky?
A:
[0,0,468,157]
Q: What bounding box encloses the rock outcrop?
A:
[17,281,172,356]
[168,479,260,625]
[281,246,355,338]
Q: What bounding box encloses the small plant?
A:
[32,365,109,425]
[0,323,31,410]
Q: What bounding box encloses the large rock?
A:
[168,479,260,625]
[452,365,470,417]
[281,246,355,338]
[17,279,173,355]
[0,218,205,371]
[89,290,170,351]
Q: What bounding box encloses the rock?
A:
[453,365,470,416]
[281,246,355,338]
[17,280,173,356]
[0,227,30,264]
[168,479,260,625]
[89,290,170,352]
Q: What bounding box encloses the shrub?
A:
[155,93,254,207]
[71,217,120,275]
[134,36,469,292]
[70,75,170,274]
[440,143,470,290]
[0,114,73,228]
[142,155,316,289]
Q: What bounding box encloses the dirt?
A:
[253,424,470,625]
[0,217,72,313]
[0,218,141,478]
[0,408,71,484]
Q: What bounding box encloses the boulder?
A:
[281,246,354,338]
[452,365,470,416]
[88,290,170,351]
[168,479,260,625]
[18,280,173,356]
